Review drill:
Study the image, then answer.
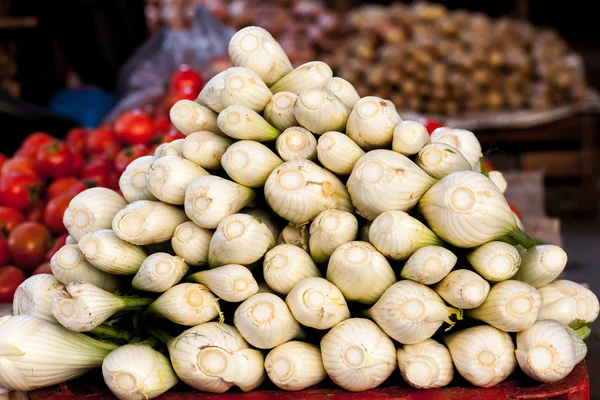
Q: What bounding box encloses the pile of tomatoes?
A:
[0,65,204,302]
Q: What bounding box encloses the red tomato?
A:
[419,118,445,135]
[0,266,26,302]
[22,132,54,150]
[26,201,46,223]
[0,206,25,234]
[81,157,114,188]
[36,141,74,179]
[85,125,119,155]
[70,152,85,178]
[44,194,73,234]
[0,174,43,211]
[510,203,522,220]
[114,110,156,145]
[170,64,204,95]
[0,153,7,169]
[7,222,53,271]
[483,159,495,173]
[160,128,186,144]
[46,177,87,200]
[114,144,150,174]
[33,262,53,275]
[0,235,10,266]
[66,127,88,154]
[1,157,38,178]
[154,116,171,134]
[45,233,68,262]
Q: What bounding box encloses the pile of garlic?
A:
[1,26,598,399]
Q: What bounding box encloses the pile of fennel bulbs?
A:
[2,26,598,398]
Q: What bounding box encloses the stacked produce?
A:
[1,26,597,398]
[0,65,204,301]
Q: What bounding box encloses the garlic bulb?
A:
[420,171,534,248]
[208,213,275,268]
[146,156,209,205]
[348,150,437,220]
[119,156,157,203]
[78,230,147,275]
[221,67,272,112]
[416,143,472,179]
[466,280,542,332]
[400,246,457,284]
[112,200,189,245]
[51,282,152,332]
[181,131,232,170]
[217,105,280,142]
[369,211,443,260]
[0,315,117,391]
[466,241,522,281]
[365,280,461,344]
[13,275,63,322]
[132,253,189,293]
[286,277,350,330]
[187,264,258,303]
[434,269,490,309]
[277,225,309,251]
[317,131,365,176]
[233,293,303,349]
[102,344,178,400]
[516,320,587,383]
[397,339,453,389]
[196,71,227,113]
[50,244,120,291]
[320,318,396,392]
[63,188,127,241]
[537,280,600,325]
[265,341,326,391]
[444,325,517,387]
[145,283,221,326]
[322,77,360,109]
[263,244,321,295]
[270,61,333,95]
[430,127,482,169]
[275,126,317,161]
[170,100,223,136]
[168,322,264,393]
[263,92,299,131]
[309,209,358,264]
[326,241,396,304]
[221,140,283,188]
[171,221,212,266]
[228,26,292,86]
[346,97,402,150]
[513,245,568,288]
[392,121,430,156]
[294,87,350,134]
[264,159,353,225]
[184,175,256,229]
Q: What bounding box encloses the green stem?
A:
[138,336,161,349]
[185,271,203,284]
[145,325,174,345]
[508,227,535,249]
[121,296,154,310]
[576,326,592,340]
[90,324,133,342]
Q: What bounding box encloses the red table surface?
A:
[30,360,589,400]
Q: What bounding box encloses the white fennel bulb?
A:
[102,344,178,400]
[78,230,146,275]
[263,245,321,295]
[170,100,222,135]
[265,341,326,391]
[278,225,309,251]
[488,170,508,193]
[322,77,360,109]
[444,325,516,387]
[146,156,209,205]
[348,150,437,220]
[320,318,396,392]
[430,127,482,169]
[270,61,333,95]
[181,131,232,170]
[392,121,430,156]
[221,140,283,188]
[0,315,117,391]
[434,269,490,309]
[400,246,457,284]
[293,87,350,134]
[234,293,303,349]
[275,126,318,161]
[286,277,350,330]
[466,280,542,332]
[13,275,63,322]
[416,143,472,179]
[196,70,226,112]
[160,139,183,157]
[309,209,358,264]
[513,245,568,288]
[264,159,353,225]
[326,241,396,304]
[217,105,280,142]
[220,67,272,112]
[63,188,127,241]
[145,283,221,326]
[241,207,281,241]
[187,264,259,303]
[346,97,402,150]
[171,221,212,266]
[132,253,189,293]
[119,156,157,203]
[537,280,600,326]
[466,241,522,281]
[50,244,120,291]
[368,211,443,260]
[263,92,298,131]
[365,280,461,344]
[397,339,454,389]
[419,171,535,248]
[317,131,365,176]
